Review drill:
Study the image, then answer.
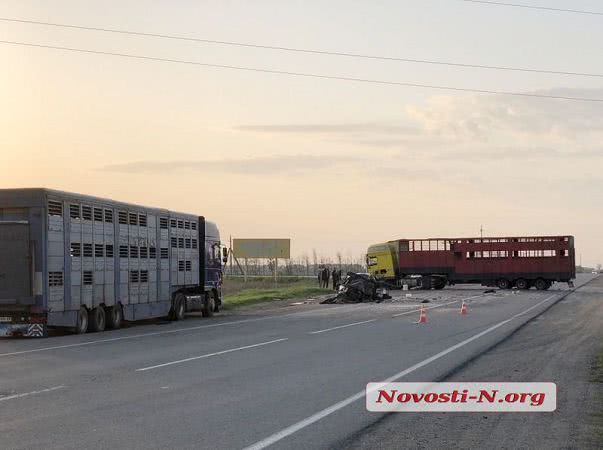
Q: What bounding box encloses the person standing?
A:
[317,266,323,287]
[332,268,338,290]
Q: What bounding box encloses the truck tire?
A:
[496,278,511,290]
[202,292,215,318]
[534,278,548,291]
[434,277,447,290]
[213,291,221,313]
[88,307,106,333]
[105,305,123,329]
[173,294,186,321]
[419,276,432,290]
[74,307,88,334]
[515,278,529,290]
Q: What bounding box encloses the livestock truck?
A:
[0,188,227,337]
[367,235,575,290]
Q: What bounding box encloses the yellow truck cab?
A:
[366,241,398,281]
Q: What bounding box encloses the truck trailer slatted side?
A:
[367,235,575,290]
[0,188,225,337]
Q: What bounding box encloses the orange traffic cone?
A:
[460,301,468,315]
[415,305,427,324]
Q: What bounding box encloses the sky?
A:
[1,0,602,266]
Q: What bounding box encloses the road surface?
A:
[0,274,597,449]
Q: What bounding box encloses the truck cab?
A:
[366,242,398,281]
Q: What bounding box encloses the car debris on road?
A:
[321,272,392,304]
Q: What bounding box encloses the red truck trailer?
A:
[366,235,576,290]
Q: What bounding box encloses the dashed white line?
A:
[308,319,378,335]
[136,338,289,372]
[0,317,277,358]
[391,294,485,318]
[391,299,460,317]
[0,385,65,403]
[0,308,328,358]
[242,294,560,450]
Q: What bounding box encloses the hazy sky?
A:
[1,1,602,266]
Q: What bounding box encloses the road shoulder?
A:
[343,277,603,449]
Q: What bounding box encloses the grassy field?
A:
[222,276,333,309]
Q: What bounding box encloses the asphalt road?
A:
[345,274,603,449]
[0,274,596,450]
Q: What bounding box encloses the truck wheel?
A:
[419,276,432,290]
[434,278,446,290]
[515,278,529,290]
[212,291,221,313]
[105,305,123,329]
[88,307,106,332]
[173,294,186,321]
[202,293,215,318]
[496,279,511,290]
[534,278,548,291]
[74,307,88,334]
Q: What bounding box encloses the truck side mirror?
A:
[222,247,229,264]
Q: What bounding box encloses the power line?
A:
[1,40,602,103]
[1,17,602,79]
[460,0,603,16]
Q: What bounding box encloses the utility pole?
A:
[480,225,484,239]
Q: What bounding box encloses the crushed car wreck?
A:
[321,272,392,304]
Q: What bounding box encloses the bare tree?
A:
[302,253,310,276]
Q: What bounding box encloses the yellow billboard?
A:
[233,239,291,259]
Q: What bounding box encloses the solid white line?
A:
[308,319,378,335]
[242,294,559,450]
[136,338,288,372]
[510,295,556,318]
[0,385,65,403]
[0,309,323,358]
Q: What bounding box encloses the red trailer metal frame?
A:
[395,235,575,288]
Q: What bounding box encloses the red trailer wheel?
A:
[496,279,511,290]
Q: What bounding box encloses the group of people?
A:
[318,266,343,290]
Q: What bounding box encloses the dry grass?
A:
[222,276,332,309]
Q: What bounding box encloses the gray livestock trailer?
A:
[0,188,226,337]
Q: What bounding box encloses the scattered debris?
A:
[421,299,430,303]
[321,272,391,304]
[483,289,496,294]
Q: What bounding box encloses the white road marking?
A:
[242,294,560,450]
[391,299,460,317]
[0,308,326,358]
[136,338,289,372]
[391,294,485,318]
[510,294,556,318]
[308,319,378,335]
[0,385,65,403]
[309,294,488,333]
